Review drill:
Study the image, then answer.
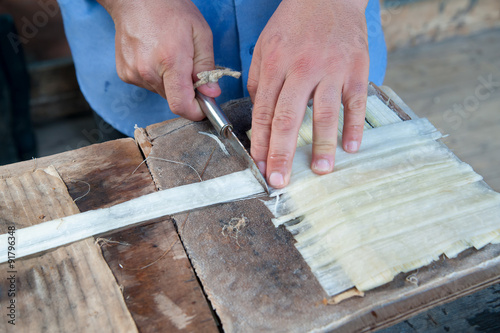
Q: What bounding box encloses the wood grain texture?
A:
[140,97,500,332]
[0,138,153,211]
[134,127,153,159]
[0,138,219,332]
[100,218,219,333]
[0,167,137,333]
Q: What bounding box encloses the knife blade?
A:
[195,91,270,194]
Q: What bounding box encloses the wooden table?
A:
[0,91,499,332]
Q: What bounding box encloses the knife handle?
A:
[195,91,233,138]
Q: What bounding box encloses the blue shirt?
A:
[58,0,387,136]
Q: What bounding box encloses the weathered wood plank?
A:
[0,138,153,211]
[100,218,219,333]
[0,138,219,332]
[0,167,137,332]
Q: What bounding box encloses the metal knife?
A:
[195,91,270,194]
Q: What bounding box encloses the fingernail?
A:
[257,161,266,175]
[269,172,284,188]
[313,159,331,172]
[346,141,359,153]
[206,82,219,90]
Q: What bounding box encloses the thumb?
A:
[192,26,221,98]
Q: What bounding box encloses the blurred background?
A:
[0,0,499,330]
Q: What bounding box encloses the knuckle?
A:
[344,95,367,114]
[137,65,160,86]
[250,138,270,154]
[168,96,187,116]
[158,54,178,74]
[344,124,365,132]
[314,107,338,126]
[252,105,274,127]
[290,55,314,77]
[268,150,292,167]
[263,32,285,49]
[194,55,215,71]
[247,77,258,94]
[262,58,281,80]
[313,140,337,152]
[273,109,297,132]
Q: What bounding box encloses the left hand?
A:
[247,0,370,188]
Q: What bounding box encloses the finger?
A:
[134,62,168,99]
[250,52,285,178]
[115,44,165,98]
[266,77,315,188]
[161,51,205,121]
[342,71,369,153]
[311,79,342,174]
[247,39,262,103]
[192,23,221,98]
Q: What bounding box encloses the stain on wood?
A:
[0,167,137,332]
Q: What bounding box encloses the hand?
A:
[248,0,370,188]
[98,0,220,120]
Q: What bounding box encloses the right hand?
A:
[98,0,220,120]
